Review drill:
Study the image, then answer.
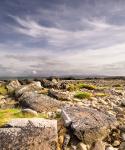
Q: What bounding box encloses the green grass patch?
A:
[94,93,107,97]
[0,85,8,95]
[78,83,97,90]
[67,83,79,91]
[74,91,92,99]
[0,108,48,127]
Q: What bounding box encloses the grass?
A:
[0,108,48,127]
[74,91,92,99]
[78,83,97,90]
[67,83,78,91]
[94,93,107,97]
[0,85,8,95]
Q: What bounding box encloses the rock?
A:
[15,82,42,97]
[121,133,125,141]
[0,118,58,150]
[119,142,125,150]
[62,134,70,150]
[77,142,87,150]
[6,80,21,93]
[22,108,38,116]
[119,125,125,132]
[121,100,125,107]
[48,89,71,101]
[41,79,59,89]
[112,140,120,147]
[62,106,117,144]
[17,91,62,112]
[106,146,118,150]
[90,140,105,150]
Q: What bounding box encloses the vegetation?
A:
[78,83,97,90]
[94,93,107,97]
[74,91,92,99]
[67,83,78,91]
[0,108,48,127]
[0,85,8,95]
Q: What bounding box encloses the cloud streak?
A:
[0,0,125,76]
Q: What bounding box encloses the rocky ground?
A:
[0,78,125,150]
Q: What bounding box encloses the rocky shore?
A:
[0,78,125,150]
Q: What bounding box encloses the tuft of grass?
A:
[0,85,8,95]
[67,84,79,91]
[112,84,122,87]
[94,93,107,97]
[0,108,48,127]
[78,83,97,90]
[74,91,92,99]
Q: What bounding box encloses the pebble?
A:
[121,100,125,106]
[121,133,125,141]
[77,142,87,150]
[22,108,38,116]
[119,142,125,150]
[112,140,120,147]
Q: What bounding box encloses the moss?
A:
[0,108,48,127]
[74,91,92,99]
[0,85,8,95]
[78,83,97,90]
[94,93,107,97]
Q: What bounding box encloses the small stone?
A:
[71,145,77,150]
[22,108,38,116]
[121,100,125,107]
[77,142,87,150]
[112,140,120,147]
[59,135,64,145]
[119,142,125,150]
[106,146,118,150]
[62,134,70,150]
[121,133,125,141]
[91,140,105,150]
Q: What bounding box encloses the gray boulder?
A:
[48,89,71,101]
[17,91,62,112]
[15,82,42,97]
[0,118,57,150]
[62,106,117,144]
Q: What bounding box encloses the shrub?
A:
[74,91,92,99]
[78,83,96,90]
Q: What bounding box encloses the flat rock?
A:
[48,89,71,101]
[17,91,62,112]
[0,118,57,150]
[62,106,117,144]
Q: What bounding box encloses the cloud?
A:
[1,0,125,76]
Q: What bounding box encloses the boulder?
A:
[22,108,38,116]
[6,80,21,92]
[17,91,62,112]
[41,79,60,89]
[48,89,71,101]
[15,82,42,97]
[0,118,57,150]
[62,106,117,144]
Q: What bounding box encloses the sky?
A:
[0,0,125,77]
